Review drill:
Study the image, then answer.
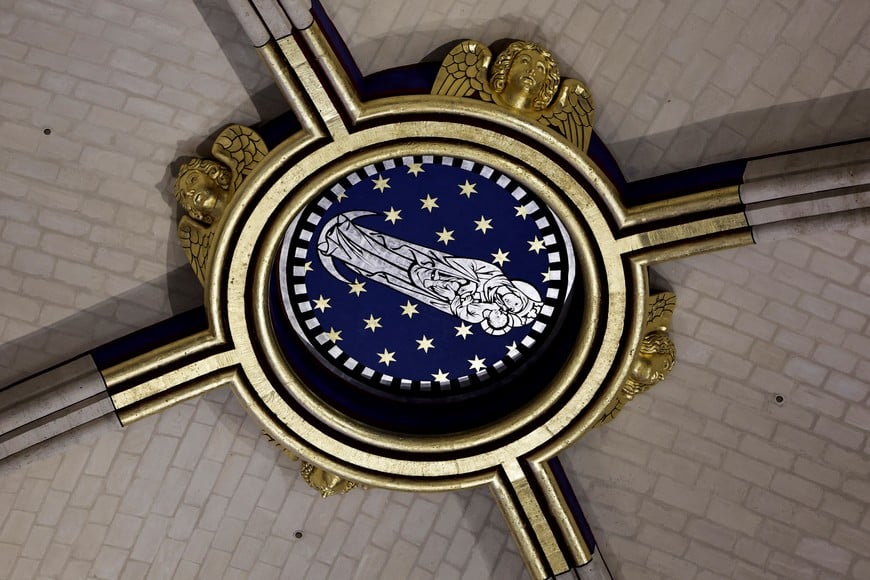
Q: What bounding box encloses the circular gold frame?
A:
[213,114,645,490]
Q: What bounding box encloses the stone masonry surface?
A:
[1,1,869,578]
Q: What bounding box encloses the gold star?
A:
[436,227,455,245]
[491,249,510,266]
[313,295,331,312]
[474,216,493,234]
[515,205,528,219]
[400,300,419,318]
[303,261,313,273]
[372,174,390,192]
[377,348,396,366]
[326,327,342,343]
[363,314,382,332]
[384,206,402,224]
[528,236,546,254]
[335,190,347,202]
[455,322,473,339]
[542,270,551,282]
[432,369,449,382]
[407,162,424,176]
[348,278,366,296]
[416,335,434,353]
[420,194,439,212]
[468,355,486,372]
[458,180,477,198]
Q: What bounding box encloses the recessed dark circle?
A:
[268,154,584,433]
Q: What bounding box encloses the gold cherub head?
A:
[623,330,676,398]
[490,41,561,111]
[175,158,232,225]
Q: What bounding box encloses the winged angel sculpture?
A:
[598,292,677,425]
[174,128,359,497]
[432,40,595,152]
[174,124,268,285]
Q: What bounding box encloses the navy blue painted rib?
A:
[91,307,208,370]
[547,456,597,554]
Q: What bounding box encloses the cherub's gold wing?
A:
[178,216,214,286]
[211,124,269,192]
[432,40,494,103]
[646,292,676,332]
[538,79,595,153]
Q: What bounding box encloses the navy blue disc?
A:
[275,155,576,405]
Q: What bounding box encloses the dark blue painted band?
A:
[548,456,597,554]
[91,307,208,370]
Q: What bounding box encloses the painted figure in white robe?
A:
[317,211,542,335]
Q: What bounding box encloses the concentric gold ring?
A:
[216,117,644,489]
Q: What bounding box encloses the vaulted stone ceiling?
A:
[0,1,868,579]
[330,0,869,179]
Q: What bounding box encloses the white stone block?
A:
[90,0,136,26]
[108,70,161,100]
[713,44,761,96]
[647,548,697,580]
[72,80,125,109]
[816,416,865,450]
[121,96,175,124]
[696,466,748,504]
[667,15,711,65]
[723,450,774,487]
[634,528,681,569]
[685,541,733,576]
[13,18,75,53]
[771,471,823,508]
[811,246,863,281]
[21,524,52,560]
[844,405,870,433]
[652,476,710,516]
[796,537,852,574]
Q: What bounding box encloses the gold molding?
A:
[217,129,632,489]
[621,185,743,228]
[257,41,324,136]
[530,460,593,565]
[116,367,237,425]
[108,349,238,425]
[297,24,363,124]
[140,21,759,579]
[140,20,756,491]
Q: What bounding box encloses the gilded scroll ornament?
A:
[174,124,268,284]
[432,40,594,152]
[598,292,676,425]
[262,432,358,499]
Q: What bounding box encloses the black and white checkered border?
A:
[278,155,570,393]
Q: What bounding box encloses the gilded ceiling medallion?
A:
[113,7,752,577]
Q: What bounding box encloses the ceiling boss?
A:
[158,21,676,577]
[11,1,862,578]
[137,3,749,576]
